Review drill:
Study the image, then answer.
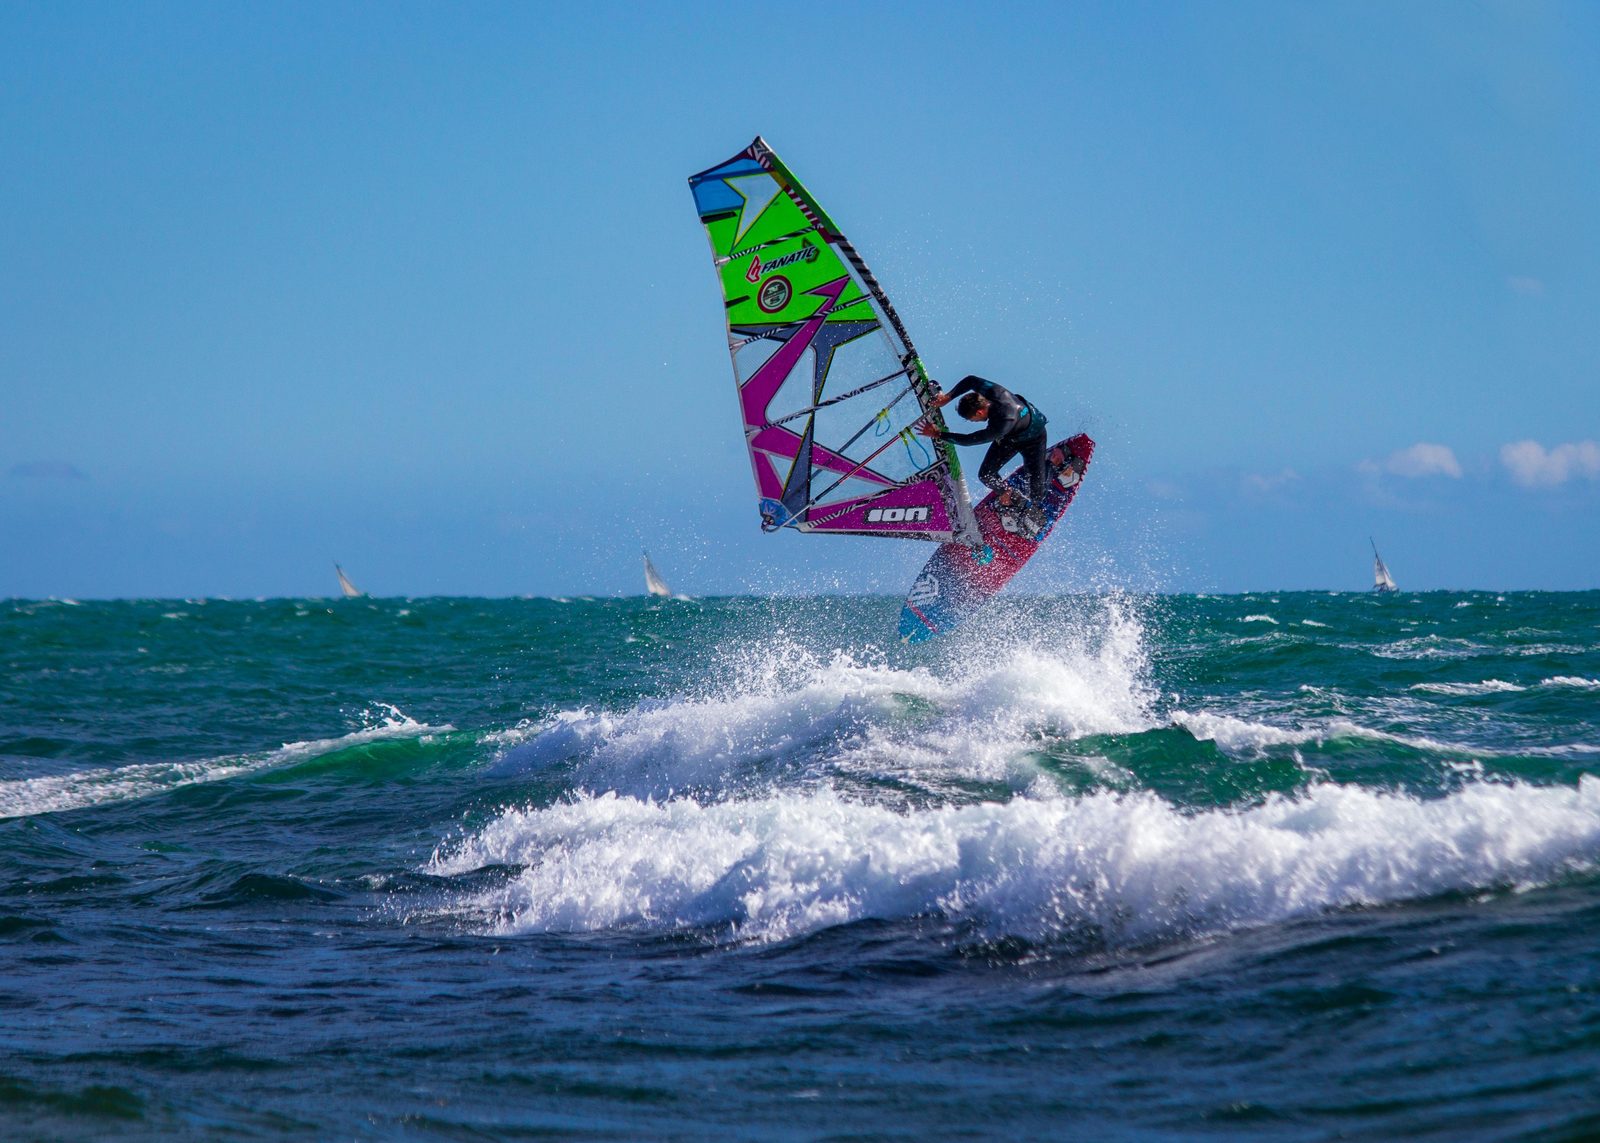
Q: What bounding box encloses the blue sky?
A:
[3,1,1596,598]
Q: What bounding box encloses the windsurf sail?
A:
[335,563,363,598]
[642,550,671,598]
[688,138,979,545]
[1371,539,1397,593]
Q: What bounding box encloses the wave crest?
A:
[427,777,1600,946]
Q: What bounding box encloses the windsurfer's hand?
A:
[917,419,942,440]
[930,391,952,409]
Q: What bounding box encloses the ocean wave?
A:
[425,777,1600,947]
[488,605,1156,797]
[1171,710,1479,758]
[0,707,445,820]
[1372,636,1492,661]
[1409,680,1527,696]
[1519,743,1600,758]
[1171,710,1314,752]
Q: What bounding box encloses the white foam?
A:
[0,707,445,820]
[1544,677,1600,690]
[1300,619,1330,628]
[1172,711,1470,758]
[1409,680,1527,696]
[1173,710,1312,751]
[426,778,1600,946]
[1373,636,1490,661]
[1242,614,1279,624]
[489,605,1157,797]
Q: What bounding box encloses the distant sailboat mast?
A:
[1370,539,1397,593]
[642,550,671,598]
[335,563,364,598]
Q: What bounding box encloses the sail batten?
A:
[689,138,978,545]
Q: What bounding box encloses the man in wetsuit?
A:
[918,375,1050,532]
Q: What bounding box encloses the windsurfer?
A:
[918,375,1050,530]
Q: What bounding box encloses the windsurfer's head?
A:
[957,393,989,421]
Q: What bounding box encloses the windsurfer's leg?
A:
[979,440,1020,498]
[1021,433,1051,503]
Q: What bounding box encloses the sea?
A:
[4,591,1600,1140]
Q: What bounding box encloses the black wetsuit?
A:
[941,376,1050,504]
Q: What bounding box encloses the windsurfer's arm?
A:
[943,424,1003,446]
[945,396,1019,446]
[943,375,990,401]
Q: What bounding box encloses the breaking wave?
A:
[488,601,1156,800]
[0,706,444,819]
[427,778,1600,947]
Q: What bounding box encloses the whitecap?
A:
[1373,636,1488,661]
[425,778,1600,947]
[1409,680,1527,696]
[489,604,1158,797]
[0,707,448,820]
[1172,712,1471,758]
[1172,710,1311,752]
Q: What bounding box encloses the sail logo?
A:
[745,242,819,283]
[757,276,792,312]
[907,573,939,606]
[866,505,931,524]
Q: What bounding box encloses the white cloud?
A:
[1242,468,1299,494]
[1507,276,1546,296]
[1500,440,1600,488]
[1382,443,1462,479]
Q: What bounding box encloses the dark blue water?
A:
[4,593,1600,1138]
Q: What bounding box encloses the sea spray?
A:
[487,593,1158,798]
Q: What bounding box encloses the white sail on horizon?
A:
[1371,540,1397,593]
[335,563,364,599]
[643,550,672,598]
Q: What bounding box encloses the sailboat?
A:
[642,550,672,599]
[334,563,364,599]
[1370,540,1397,594]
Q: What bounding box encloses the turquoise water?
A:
[4,592,1600,1139]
